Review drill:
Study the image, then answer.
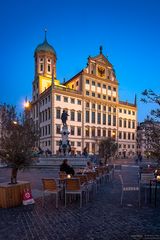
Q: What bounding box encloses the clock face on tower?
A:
[97,66,105,78]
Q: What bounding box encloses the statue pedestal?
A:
[59,125,71,156]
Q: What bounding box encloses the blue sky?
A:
[0,0,160,122]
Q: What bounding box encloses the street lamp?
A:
[23,100,30,109]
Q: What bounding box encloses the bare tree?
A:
[141,90,160,162]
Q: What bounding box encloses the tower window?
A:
[48,65,51,72]
[40,64,43,72]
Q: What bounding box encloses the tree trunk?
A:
[11,167,18,184]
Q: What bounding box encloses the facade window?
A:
[124,119,127,128]
[45,126,47,135]
[123,132,126,139]
[97,113,101,124]
[113,108,116,113]
[97,94,101,98]
[48,108,51,119]
[108,86,111,90]
[56,109,61,119]
[48,125,51,135]
[56,95,61,101]
[108,96,111,101]
[48,95,50,102]
[119,118,122,127]
[103,129,106,137]
[132,133,135,140]
[128,121,131,128]
[86,91,89,96]
[77,127,81,136]
[132,111,135,115]
[77,100,81,105]
[128,145,130,148]
[91,143,95,153]
[71,98,75,104]
[86,79,89,84]
[85,127,89,137]
[71,111,75,121]
[92,81,95,86]
[76,81,78,86]
[64,97,68,102]
[71,142,75,146]
[128,133,131,140]
[86,111,90,123]
[128,110,131,115]
[113,97,116,102]
[113,115,116,126]
[91,128,95,137]
[108,107,111,112]
[92,92,95,97]
[119,132,122,139]
[97,129,101,137]
[97,83,101,87]
[71,126,75,135]
[132,121,135,129]
[132,145,135,149]
[92,112,95,123]
[103,95,106,99]
[103,114,106,125]
[77,112,81,122]
[45,110,47,120]
[72,84,74,89]
[119,109,122,113]
[103,106,106,111]
[124,109,127,114]
[103,84,106,89]
[77,142,81,147]
[92,103,95,109]
[113,87,116,92]
[56,125,61,134]
[108,115,111,126]
[86,102,89,108]
[108,130,111,137]
[98,104,101,110]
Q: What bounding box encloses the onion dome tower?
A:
[34,30,57,80]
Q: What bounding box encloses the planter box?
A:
[0,181,31,208]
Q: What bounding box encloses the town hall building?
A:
[31,33,137,157]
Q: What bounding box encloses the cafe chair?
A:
[139,173,155,204]
[119,175,140,207]
[42,178,63,208]
[65,178,87,207]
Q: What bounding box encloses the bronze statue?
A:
[61,110,69,126]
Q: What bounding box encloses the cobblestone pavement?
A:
[0,166,160,240]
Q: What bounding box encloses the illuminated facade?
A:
[31,35,137,157]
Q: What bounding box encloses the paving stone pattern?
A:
[0,166,160,240]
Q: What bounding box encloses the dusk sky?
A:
[0,0,159,122]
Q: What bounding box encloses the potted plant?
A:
[0,103,38,184]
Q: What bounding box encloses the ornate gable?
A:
[90,54,112,68]
[84,47,116,82]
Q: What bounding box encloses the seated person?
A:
[60,159,75,176]
[83,161,94,173]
